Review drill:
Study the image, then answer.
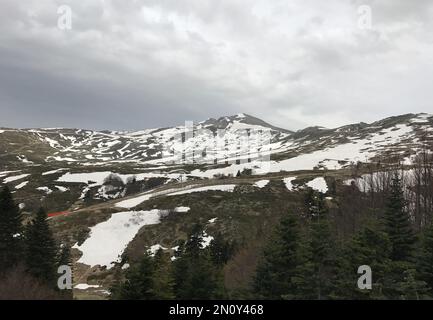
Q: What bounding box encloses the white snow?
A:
[3,174,30,183]
[15,181,29,190]
[306,177,328,193]
[410,114,430,124]
[17,155,32,164]
[57,171,114,185]
[168,184,236,196]
[74,284,100,290]
[254,180,269,188]
[55,185,69,192]
[47,156,78,162]
[148,244,167,256]
[201,232,214,248]
[283,177,296,191]
[0,170,20,178]
[187,124,414,177]
[42,168,67,176]
[121,263,130,270]
[115,193,154,209]
[174,206,190,213]
[208,217,217,224]
[73,210,163,268]
[37,187,53,194]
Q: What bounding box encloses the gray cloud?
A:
[1,0,433,131]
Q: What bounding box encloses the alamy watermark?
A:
[162,121,273,174]
[357,265,372,290]
[57,265,72,290]
[57,5,72,30]
[357,5,373,30]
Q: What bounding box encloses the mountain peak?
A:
[200,113,292,133]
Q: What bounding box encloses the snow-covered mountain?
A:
[1,111,432,214]
[0,113,290,166]
[2,112,433,299]
[1,112,432,172]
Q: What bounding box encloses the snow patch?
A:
[74,284,100,290]
[168,184,236,196]
[306,177,328,193]
[254,180,269,188]
[148,244,167,256]
[3,174,30,183]
[73,210,163,268]
[15,181,28,190]
[42,169,67,176]
[37,187,53,194]
[201,232,214,248]
[55,185,69,192]
[283,177,296,191]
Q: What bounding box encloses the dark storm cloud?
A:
[1,0,433,130]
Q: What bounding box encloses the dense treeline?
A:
[0,186,72,299]
[254,172,433,299]
[110,224,234,300]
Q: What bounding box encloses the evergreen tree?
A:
[384,173,416,262]
[0,186,23,273]
[308,215,338,299]
[418,223,433,295]
[253,212,301,299]
[291,234,315,299]
[114,252,155,300]
[294,191,340,299]
[175,250,223,299]
[25,207,57,286]
[109,266,125,299]
[184,223,205,257]
[151,249,175,299]
[173,224,225,299]
[58,243,72,268]
[209,232,234,266]
[343,221,392,299]
[395,267,428,300]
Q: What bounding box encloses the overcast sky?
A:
[1,0,433,131]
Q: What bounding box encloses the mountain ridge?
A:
[2,111,433,299]
[1,112,430,134]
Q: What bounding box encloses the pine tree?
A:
[151,249,175,299]
[114,252,155,300]
[418,223,433,295]
[209,232,234,266]
[58,243,72,268]
[173,224,225,299]
[396,268,429,300]
[253,212,301,299]
[25,207,57,286]
[343,221,392,299]
[175,250,223,299]
[384,173,416,262]
[308,216,337,299]
[294,191,340,299]
[185,223,205,257]
[0,186,23,273]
